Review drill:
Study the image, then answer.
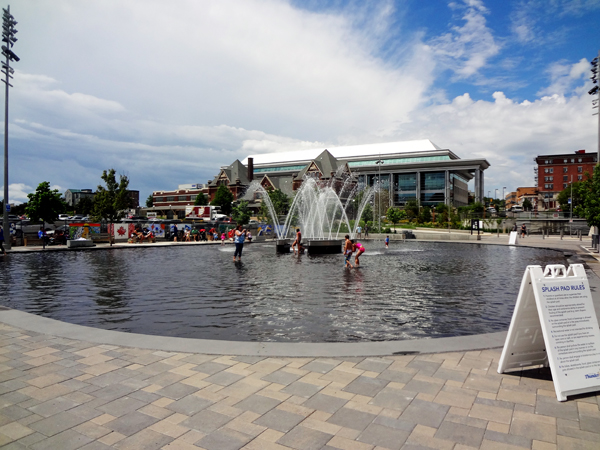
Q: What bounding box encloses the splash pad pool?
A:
[0,241,567,342]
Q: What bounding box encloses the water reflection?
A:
[0,242,566,342]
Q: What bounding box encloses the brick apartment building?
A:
[534,150,597,211]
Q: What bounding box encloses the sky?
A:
[2,0,599,205]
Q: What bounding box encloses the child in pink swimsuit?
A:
[354,242,365,266]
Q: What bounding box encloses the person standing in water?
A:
[344,235,354,268]
[0,224,6,256]
[385,235,389,248]
[354,241,365,266]
[233,225,247,262]
[291,228,301,255]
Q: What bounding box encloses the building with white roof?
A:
[240,139,489,207]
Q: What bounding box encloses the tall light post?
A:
[589,51,599,164]
[502,187,506,211]
[376,158,383,233]
[1,5,18,251]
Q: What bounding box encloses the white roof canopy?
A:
[242,139,445,166]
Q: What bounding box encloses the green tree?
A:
[268,189,290,215]
[361,203,373,223]
[76,196,94,215]
[434,203,449,226]
[92,169,130,223]
[404,199,419,221]
[579,166,600,229]
[522,198,533,211]
[386,207,405,228]
[419,206,431,224]
[210,185,234,215]
[231,200,251,225]
[25,182,66,224]
[145,195,154,208]
[470,201,485,216]
[557,181,585,212]
[194,192,208,206]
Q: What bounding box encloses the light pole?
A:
[502,187,506,211]
[376,158,383,233]
[589,51,599,165]
[1,5,18,251]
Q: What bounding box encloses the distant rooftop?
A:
[242,139,445,166]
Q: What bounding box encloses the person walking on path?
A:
[354,241,365,266]
[356,225,362,239]
[364,225,369,238]
[0,225,6,255]
[291,228,302,254]
[520,223,527,238]
[385,235,389,248]
[233,224,247,262]
[344,235,354,268]
[171,224,178,242]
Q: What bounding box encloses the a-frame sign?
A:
[498,264,600,401]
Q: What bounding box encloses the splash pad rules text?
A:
[541,284,600,373]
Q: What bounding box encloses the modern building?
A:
[242,140,490,208]
[64,189,95,207]
[534,150,597,211]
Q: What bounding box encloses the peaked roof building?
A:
[209,139,489,209]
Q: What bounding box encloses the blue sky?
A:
[2,0,599,205]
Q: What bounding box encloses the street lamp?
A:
[502,187,506,211]
[375,158,384,233]
[1,5,18,251]
[495,189,498,200]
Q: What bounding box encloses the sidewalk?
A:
[0,235,599,449]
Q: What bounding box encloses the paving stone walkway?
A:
[0,322,599,450]
[1,234,600,449]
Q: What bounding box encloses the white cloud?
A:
[429,0,500,78]
[0,183,34,205]
[0,0,595,206]
[538,58,591,96]
[391,88,596,192]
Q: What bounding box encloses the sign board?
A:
[498,265,600,401]
[185,206,212,220]
[508,231,518,245]
[5,204,9,212]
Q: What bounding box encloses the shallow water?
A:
[0,241,566,342]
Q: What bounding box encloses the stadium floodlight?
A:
[591,52,600,167]
[2,5,18,250]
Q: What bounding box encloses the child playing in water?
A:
[354,241,365,266]
[385,235,389,248]
[344,235,354,268]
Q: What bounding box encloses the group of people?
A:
[511,223,527,238]
[343,235,366,268]
[131,225,155,243]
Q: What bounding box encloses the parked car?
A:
[58,214,70,221]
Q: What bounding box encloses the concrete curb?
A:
[0,309,507,357]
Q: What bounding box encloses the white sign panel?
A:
[508,231,518,245]
[498,264,600,401]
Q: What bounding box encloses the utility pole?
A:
[1,5,19,251]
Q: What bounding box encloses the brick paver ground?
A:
[1,234,599,449]
[1,324,599,450]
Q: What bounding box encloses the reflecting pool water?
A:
[0,242,566,342]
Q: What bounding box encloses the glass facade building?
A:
[242,140,489,208]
